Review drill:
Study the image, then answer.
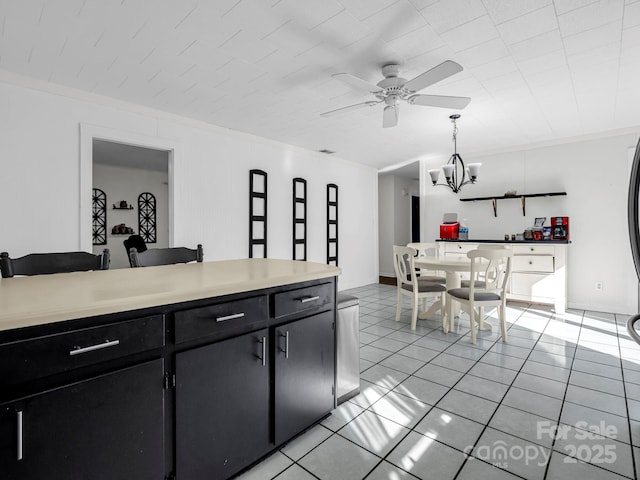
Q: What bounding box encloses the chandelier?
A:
[428,114,480,193]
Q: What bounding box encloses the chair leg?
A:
[478,306,485,329]
[441,293,448,333]
[411,296,419,331]
[500,302,508,342]
[469,304,477,344]
[395,289,402,322]
[448,295,455,332]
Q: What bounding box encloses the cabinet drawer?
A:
[510,273,556,303]
[443,243,477,255]
[174,295,268,344]
[512,245,555,255]
[274,283,334,319]
[512,255,554,273]
[0,315,164,386]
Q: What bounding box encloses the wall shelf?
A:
[460,192,566,216]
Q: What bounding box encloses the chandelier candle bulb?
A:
[467,163,481,181]
[442,164,455,180]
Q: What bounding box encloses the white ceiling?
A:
[2,0,640,172]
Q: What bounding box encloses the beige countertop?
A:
[0,259,341,332]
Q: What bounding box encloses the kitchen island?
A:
[0,258,340,480]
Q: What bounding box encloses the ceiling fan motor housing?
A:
[321,60,470,128]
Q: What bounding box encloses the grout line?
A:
[278,286,631,480]
[349,300,512,477]
[448,312,554,479]
[540,309,583,479]
[616,312,639,480]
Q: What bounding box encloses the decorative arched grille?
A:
[138,192,157,243]
[92,188,107,245]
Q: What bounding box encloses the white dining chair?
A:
[460,244,509,288]
[407,242,446,284]
[446,248,513,344]
[393,246,446,331]
[407,242,447,313]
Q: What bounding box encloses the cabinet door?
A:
[0,359,164,480]
[509,272,556,303]
[176,328,270,480]
[274,311,335,445]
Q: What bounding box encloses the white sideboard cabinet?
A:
[440,241,568,314]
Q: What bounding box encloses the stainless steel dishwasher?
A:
[336,294,360,404]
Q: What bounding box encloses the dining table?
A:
[414,256,492,331]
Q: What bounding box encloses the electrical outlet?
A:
[595,281,603,291]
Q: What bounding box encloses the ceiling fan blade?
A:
[382,105,398,128]
[408,94,471,109]
[404,60,464,93]
[320,101,380,117]
[332,73,381,93]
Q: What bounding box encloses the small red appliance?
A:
[551,217,569,240]
[440,222,459,240]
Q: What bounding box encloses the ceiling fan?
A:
[320,60,470,128]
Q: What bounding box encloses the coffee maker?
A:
[551,217,569,240]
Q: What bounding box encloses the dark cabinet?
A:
[0,359,164,480]
[274,311,335,445]
[0,275,337,480]
[175,328,270,480]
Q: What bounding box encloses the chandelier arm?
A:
[432,182,461,193]
[455,154,467,187]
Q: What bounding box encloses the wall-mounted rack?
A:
[460,192,566,216]
[292,178,307,261]
[249,169,268,258]
[326,184,338,266]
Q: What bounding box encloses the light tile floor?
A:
[237,283,640,480]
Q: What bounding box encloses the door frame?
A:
[79,124,178,252]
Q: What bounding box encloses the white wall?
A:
[92,163,169,269]
[421,133,640,314]
[0,76,378,290]
[378,174,419,277]
[378,176,394,277]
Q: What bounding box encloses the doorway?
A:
[411,195,420,243]
[92,140,170,269]
[80,124,177,262]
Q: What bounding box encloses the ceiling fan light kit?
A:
[429,114,481,194]
[320,60,471,128]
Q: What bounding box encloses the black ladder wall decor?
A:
[92,188,107,246]
[292,178,307,261]
[326,183,338,266]
[249,169,268,258]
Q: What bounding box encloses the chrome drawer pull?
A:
[70,339,120,356]
[300,296,320,303]
[215,312,245,322]
[17,411,23,461]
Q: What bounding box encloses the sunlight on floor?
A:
[400,434,436,471]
